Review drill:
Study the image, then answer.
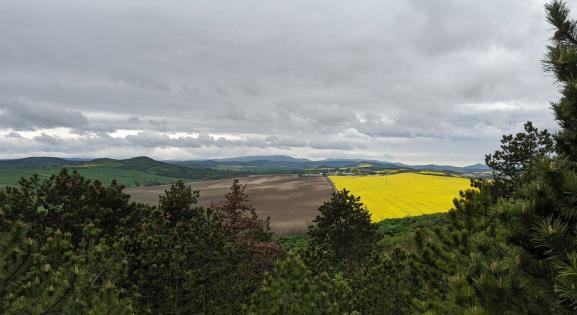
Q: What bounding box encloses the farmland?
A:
[329,173,471,221]
[126,175,333,235]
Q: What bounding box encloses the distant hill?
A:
[175,156,382,171]
[0,157,80,169]
[210,155,311,163]
[0,156,243,187]
[461,163,492,172]
[410,163,490,173]
[174,155,490,174]
[75,156,241,180]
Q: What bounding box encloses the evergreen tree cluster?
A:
[0,173,280,314]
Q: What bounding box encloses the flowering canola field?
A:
[329,173,471,222]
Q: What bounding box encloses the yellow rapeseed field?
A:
[329,173,471,222]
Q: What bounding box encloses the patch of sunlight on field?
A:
[329,173,472,222]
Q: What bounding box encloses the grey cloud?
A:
[6,132,22,138]
[0,98,88,130]
[34,133,66,146]
[125,131,175,148]
[122,131,360,151]
[0,0,571,164]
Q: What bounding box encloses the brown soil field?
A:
[125,175,334,235]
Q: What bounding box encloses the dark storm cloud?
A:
[0,0,569,163]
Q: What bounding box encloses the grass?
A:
[0,166,185,188]
[329,173,472,221]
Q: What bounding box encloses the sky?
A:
[0,0,571,165]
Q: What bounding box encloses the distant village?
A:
[301,168,379,177]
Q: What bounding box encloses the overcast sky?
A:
[0,0,570,165]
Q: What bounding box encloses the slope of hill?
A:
[410,163,490,173]
[0,156,242,187]
[0,157,80,168]
[118,156,242,179]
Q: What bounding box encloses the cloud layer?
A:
[0,0,568,164]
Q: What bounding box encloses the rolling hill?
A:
[0,157,80,168]
[0,156,242,187]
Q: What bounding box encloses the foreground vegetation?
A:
[329,173,471,221]
[2,1,577,313]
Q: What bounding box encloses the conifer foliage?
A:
[0,175,280,314]
[485,121,554,197]
[406,2,577,313]
[246,254,355,314]
[308,189,378,268]
[545,0,577,160]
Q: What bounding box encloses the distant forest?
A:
[2,1,577,314]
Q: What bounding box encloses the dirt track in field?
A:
[125,175,333,235]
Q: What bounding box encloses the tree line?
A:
[2,1,577,313]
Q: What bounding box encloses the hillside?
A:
[0,157,80,168]
[113,156,242,179]
[0,156,242,187]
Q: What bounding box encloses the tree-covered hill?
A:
[0,157,79,168]
[0,156,242,187]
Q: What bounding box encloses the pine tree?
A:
[485,121,554,197]
[408,2,577,313]
[0,222,134,314]
[87,280,134,315]
[158,180,200,223]
[211,178,272,242]
[308,189,378,270]
[124,180,281,314]
[211,179,282,304]
[0,171,135,314]
[126,187,236,314]
[545,0,577,160]
[1,168,134,247]
[352,246,420,314]
[245,254,356,314]
[498,1,577,310]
